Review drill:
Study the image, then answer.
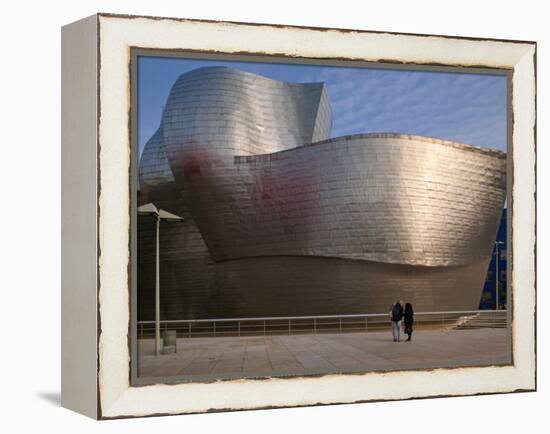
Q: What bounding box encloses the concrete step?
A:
[453,312,507,330]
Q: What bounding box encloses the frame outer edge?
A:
[95,14,537,418]
[61,13,99,419]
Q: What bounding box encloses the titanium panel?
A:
[138,66,506,319]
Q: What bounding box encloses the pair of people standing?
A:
[390,301,414,342]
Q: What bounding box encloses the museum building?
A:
[138,66,507,321]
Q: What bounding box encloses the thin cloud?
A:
[138,58,507,155]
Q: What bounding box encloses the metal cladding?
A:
[138,66,507,320]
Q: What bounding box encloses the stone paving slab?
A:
[137,328,509,380]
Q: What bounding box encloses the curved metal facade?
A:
[138,66,507,320]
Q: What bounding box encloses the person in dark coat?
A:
[404,302,414,341]
[389,300,404,342]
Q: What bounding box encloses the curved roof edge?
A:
[314,133,507,157]
[175,65,327,89]
[235,132,507,162]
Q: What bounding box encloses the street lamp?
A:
[494,240,505,310]
[138,203,184,356]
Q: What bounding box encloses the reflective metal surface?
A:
[138,66,507,319]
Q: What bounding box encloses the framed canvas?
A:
[61,13,536,419]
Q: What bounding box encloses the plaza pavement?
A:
[137,328,509,380]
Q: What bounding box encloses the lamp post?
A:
[138,203,184,356]
[494,240,505,310]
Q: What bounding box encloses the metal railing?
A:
[137,310,507,339]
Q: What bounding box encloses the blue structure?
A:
[480,208,507,309]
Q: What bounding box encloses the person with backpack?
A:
[389,300,404,342]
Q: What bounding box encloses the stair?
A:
[453,311,507,330]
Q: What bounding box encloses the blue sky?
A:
[138,56,508,155]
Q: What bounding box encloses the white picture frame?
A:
[61,13,536,419]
